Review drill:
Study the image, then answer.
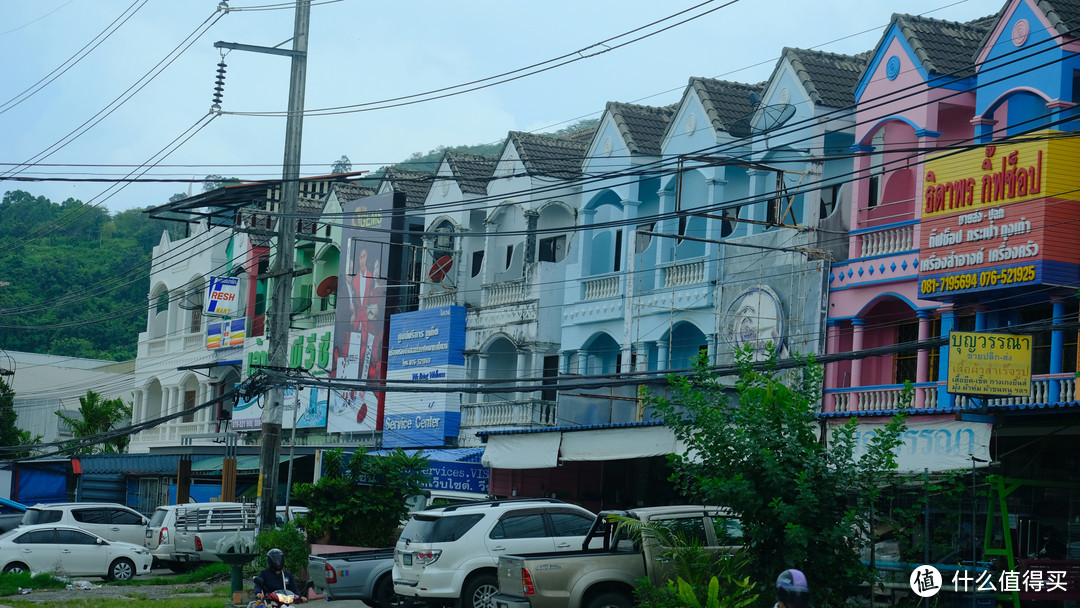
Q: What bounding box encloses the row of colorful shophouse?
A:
[9,1,1080,602]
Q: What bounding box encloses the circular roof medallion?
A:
[685,113,697,135]
[777,87,791,105]
[603,137,613,157]
[1012,19,1030,47]
[886,56,901,80]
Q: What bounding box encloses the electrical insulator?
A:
[211,61,227,111]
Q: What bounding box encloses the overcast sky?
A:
[2,0,995,214]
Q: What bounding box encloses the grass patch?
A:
[108,563,230,587]
[4,598,228,608]
[0,571,68,595]
[211,584,231,595]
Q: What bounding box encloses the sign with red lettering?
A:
[205,276,241,317]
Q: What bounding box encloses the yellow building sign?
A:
[947,331,1032,397]
[923,131,1080,218]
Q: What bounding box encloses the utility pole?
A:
[216,0,310,532]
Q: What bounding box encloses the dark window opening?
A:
[820,184,840,220]
[541,355,559,401]
[538,235,566,263]
[505,245,513,270]
[471,251,484,278]
[867,175,880,209]
[613,230,623,272]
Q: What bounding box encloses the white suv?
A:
[392,499,595,608]
[21,503,148,546]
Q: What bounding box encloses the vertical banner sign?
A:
[383,306,467,447]
[947,331,1032,397]
[205,276,241,316]
[329,192,405,435]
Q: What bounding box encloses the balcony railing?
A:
[132,420,217,445]
[859,223,915,257]
[460,400,557,427]
[582,275,619,301]
[828,374,1077,412]
[483,280,525,307]
[420,290,456,310]
[662,259,706,287]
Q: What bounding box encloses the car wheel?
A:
[109,558,136,582]
[374,573,412,608]
[585,591,633,608]
[461,573,499,608]
[3,562,28,574]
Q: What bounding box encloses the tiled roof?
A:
[330,182,376,205]
[688,78,765,133]
[381,168,434,208]
[506,126,597,179]
[606,101,677,156]
[1034,0,1080,34]
[781,47,870,108]
[443,151,498,195]
[891,12,996,78]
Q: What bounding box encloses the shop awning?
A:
[480,423,679,469]
[190,454,300,474]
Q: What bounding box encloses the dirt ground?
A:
[0,581,225,604]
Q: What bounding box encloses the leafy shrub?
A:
[253,522,311,580]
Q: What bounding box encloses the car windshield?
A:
[22,509,61,525]
[399,513,483,543]
[148,509,169,527]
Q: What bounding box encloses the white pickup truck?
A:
[492,505,743,608]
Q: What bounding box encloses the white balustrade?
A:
[484,280,524,307]
[663,260,706,287]
[859,224,914,257]
[831,376,1075,413]
[582,276,620,301]
[420,290,456,309]
[460,400,557,427]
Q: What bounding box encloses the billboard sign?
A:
[383,306,466,448]
[919,133,1080,300]
[205,276,241,317]
[329,192,406,435]
[947,331,1032,397]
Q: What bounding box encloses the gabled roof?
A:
[605,101,677,156]
[687,78,765,133]
[505,126,597,179]
[380,167,433,208]
[888,12,996,79]
[330,182,376,206]
[779,47,871,108]
[442,151,498,195]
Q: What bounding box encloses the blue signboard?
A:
[387,306,466,370]
[383,410,461,448]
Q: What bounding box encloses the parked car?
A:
[0,497,27,534]
[165,503,305,568]
[493,505,744,608]
[0,523,153,581]
[309,547,398,608]
[21,502,148,546]
[392,498,596,608]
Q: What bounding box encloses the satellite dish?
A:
[316,276,338,298]
[728,103,796,142]
[429,255,454,282]
[178,289,202,310]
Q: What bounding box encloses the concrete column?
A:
[476,353,488,404]
[620,345,633,375]
[937,304,955,408]
[916,310,933,409]
[578,208,597,277]
[1050,297,1066,402]
[705,335,718,366]
[656,189,675,267]
[745,169,764,236]
[656,340,669,372]
[579,352,591,376]
[517,348,532,401]
[523,210,539,265]
[420,235,435,300]
[633,342,649,372]
[825,320,841,411]
[850,319,865,390]
[561,349,577,375]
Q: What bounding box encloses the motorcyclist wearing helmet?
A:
[254,548,307,603]
[775,568,810,608]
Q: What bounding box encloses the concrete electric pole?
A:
[216,0,310,532]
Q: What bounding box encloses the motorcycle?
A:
[248,576,314,608]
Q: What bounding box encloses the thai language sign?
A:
[383,306,466,448]
[919,133,1080,299]
[947,331,1032,397]
[843,419,992,473]
[421,460,488,494]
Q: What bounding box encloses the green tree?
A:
[203,174,242,192]
[55,389,133,455]
[650,348,908,607]
[331,155,352,174]
[0,378,41,459]
[292,447,430,547]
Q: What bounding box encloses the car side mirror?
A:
[96,538,106,545]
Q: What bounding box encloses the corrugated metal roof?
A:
[368,447,484,463]
[77,454,180,475]
[477,420,665,438]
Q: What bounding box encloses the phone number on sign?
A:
[920,265,1036,296]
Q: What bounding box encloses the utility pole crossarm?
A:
[214,41,305,58]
